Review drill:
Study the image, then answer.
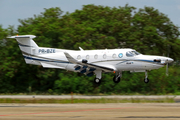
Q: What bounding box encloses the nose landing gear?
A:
[144,70,149,83]
[113,72,122,83]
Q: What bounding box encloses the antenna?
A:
[79,47,84,51]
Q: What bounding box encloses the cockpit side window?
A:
[126,51,134,57]
[132,51,140,55]
[126,51,141,57]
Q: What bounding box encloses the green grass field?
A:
[0,98,175,104]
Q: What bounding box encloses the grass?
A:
[0,98,175,104]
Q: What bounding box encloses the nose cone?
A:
[166,58,174,63]
[157,56,174,64]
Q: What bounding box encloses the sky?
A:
[1,0,180,29]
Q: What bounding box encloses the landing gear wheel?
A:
[94,78,101,84]
[144,78,149,83]
[144,70,149,83]
[113,76,120,83]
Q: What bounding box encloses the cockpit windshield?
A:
[126,51,141,57]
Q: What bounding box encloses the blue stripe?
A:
[23,55,70,64]
[137,59,154,62]
[117,59,159,65]
[18,43,31,47]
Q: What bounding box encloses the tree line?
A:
[0,4,180,94]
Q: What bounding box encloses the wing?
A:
[64,52,115,72]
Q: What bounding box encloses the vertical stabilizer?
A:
[8,35,39,55]
[7,35,40,65]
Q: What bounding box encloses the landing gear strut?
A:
[113,72,122,83]
[94,70,102,84]
[144,70,149,83]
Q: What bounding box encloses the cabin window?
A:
[86,55,90,60]
[103,54,106,59]
[94,54,98,59]
[118,53,123,58]
[77,55,81,59]
[112,54,116,58]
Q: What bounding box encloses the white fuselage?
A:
[8,35,174,83]
[24,47,172,73]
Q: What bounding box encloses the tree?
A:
[129,7,180,59]
[0,25,20,92]
[0,4,180,94]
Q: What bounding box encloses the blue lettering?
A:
[39,49,56,53]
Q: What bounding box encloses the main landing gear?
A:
[144,70,149,83]
[94,71,122,84]
[94,70,102,84]
[93,70,149,84]
[113,72,122,83]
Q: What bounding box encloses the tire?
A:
[144,78,149,83]
[113,76,120,83]
[94,78,101,84]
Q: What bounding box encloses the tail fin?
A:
[8,35,41,65]
[8,35,39,55]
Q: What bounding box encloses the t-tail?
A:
[7,35,40,65]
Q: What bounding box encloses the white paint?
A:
[8,35,174,83]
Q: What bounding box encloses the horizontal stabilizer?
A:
[7,35,36,39]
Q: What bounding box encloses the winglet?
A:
[64,52,78,64]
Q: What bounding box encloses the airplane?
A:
[8,35,174,84]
